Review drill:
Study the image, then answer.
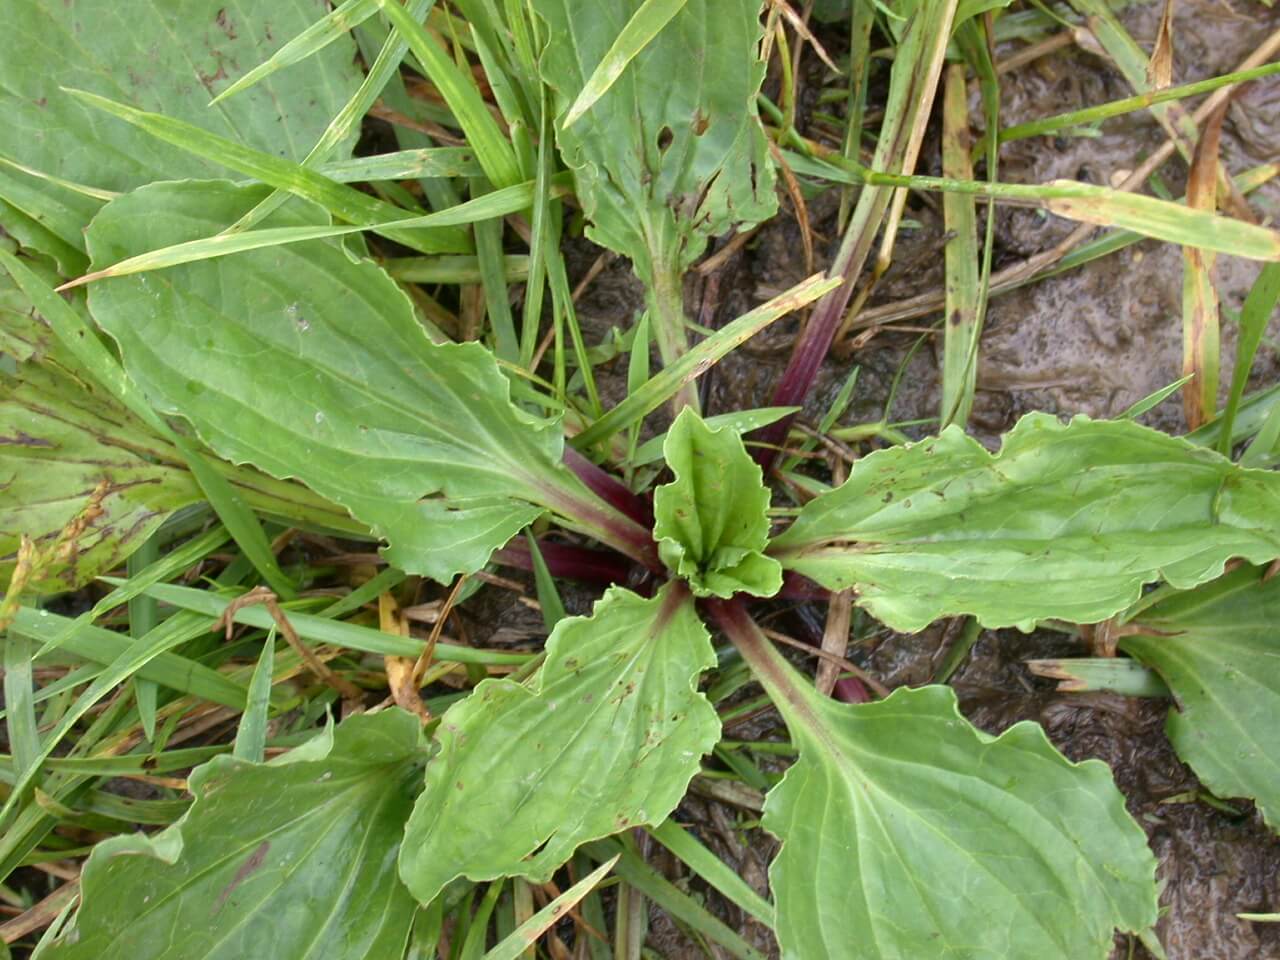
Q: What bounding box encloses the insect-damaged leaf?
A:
[0,352,202,594]
[42,710,424,960]
[84,180,634,582]
[654,408,781,597]
[533,0,776,273]
[0,265,199,592]
[769,413,1280,631]
[398,582,719,904]
[0,0,362,269]
[532,0,776,300]
[1123,564,1280,830]
[716,604,1158,959]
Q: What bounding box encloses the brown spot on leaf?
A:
[214,841,269,913]
[0,431,54,447]
[198,65,228,93]
[215,8,238,39]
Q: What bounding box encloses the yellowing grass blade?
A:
[1181,103,1229,428]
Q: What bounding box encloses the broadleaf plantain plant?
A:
[4,1,1280,958]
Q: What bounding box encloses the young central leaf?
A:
[83,180,643,582]
[770,412,1280,631]
[655,408,782,598]
[532,0,776,367]
[43,710,425,960]
[721,610,1158,959]
[398,582,719,905]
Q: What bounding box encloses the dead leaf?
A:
[1147,0,1176,90]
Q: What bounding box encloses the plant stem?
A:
[707,598,821,735]
[562,447,653,528]
[540,480,661,574]
[647,259,700,413]
[493,539,635,586]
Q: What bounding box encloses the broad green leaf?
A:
[398,582,720,904]
[770,413,1280,631]
[655,409,781,598]
[1122,564,1280,830]
[716,604,1158,959]
[533,0,774,279]
[532,0,776,361]
[84,180,649,579]
[0,256,55,363]
[0,0,361,259]
[43,710,424,960]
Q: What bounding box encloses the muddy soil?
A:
[553,1,1280,956]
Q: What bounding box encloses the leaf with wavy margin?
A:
[399,582,719,904]
[770,413,1280,631]
[84,180,651,581]
[713,600,1158,959]
[1123,564,1280,830]
[654,407,781,597]
[43,710,424,960]
[532,0,775,365]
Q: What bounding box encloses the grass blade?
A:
[0,608,251,829]
[525,533,567,632]
[127,535,162,742]
[309,147,482,182]
[940,62,980,429]
[10,608,250,708]
[1000,60,1280,145]
[572,274,839,450]
[177,442,297,600]
[1181,103,1228,428]
[211,0,381,105]
[483,857,619,960]
[1218,263,1280,456]
[227,0,438,235]
[61,178,551,288]
[3,633,40,777]
[785,151,1280,261]
[1118,375,1194,420]
[118,581,534,666]
[378,0,522,188]
[233,629,276,762]
[647,819,773,927]
[562,0,689,127]
[35,526,229,661]
[65,88,470,255]
[583,839,767,960]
